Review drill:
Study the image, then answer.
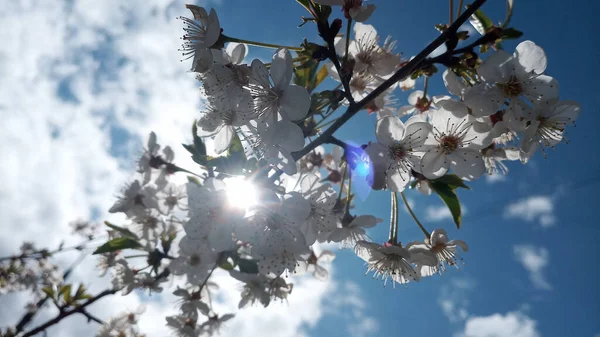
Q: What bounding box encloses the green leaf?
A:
[42,286,55,299]
[204,134,247,175]
[430,182,462,229]
[104,221,139,240]
[74,284,86,300]
[187,176,202,185]
[61,284,72,304]
[93,237,143,255]
[469,9,493,35]
[501,28,523,40]
[237,258,259,274]
[313,65,329,91]
[431,174,470,190]
[183,121,208,166]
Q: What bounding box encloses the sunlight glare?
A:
[225,177,258,209]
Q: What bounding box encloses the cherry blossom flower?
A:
[229,270,271,308]
[179,5,221,73]
[313,0,376,22]
[520,100,580,162]
[336,23,400,77]
[199,314,235,335]
[406,229,468,277]
[212,42,247,66]
[355,241,429,286]
[249,120,306,175]
[236,192,310,276]
[328,214,380,248]
[166,315,201,337]
[295,250,336,280]
[196,93,253,153]
[169,236,217,285]
[364,115,432,191]
[482,145,520,175]
[109,180,160,218]
[463,40,559,119]
[295,174,338,244]
[419,101,492,180]
[247,49,310,123]
[173,287,210,320]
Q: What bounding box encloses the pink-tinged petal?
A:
[463,84,504,117]
[213,126,234,154]
[477,50,514,82]
[191,48,214,73]
[515,40,547,75]
[205,9,221,47]
[226,43,247,64]
[522,75,559,103]
[443,69,466,97]
[350,4,376,22]
[280,84,310,121]
[420,148,450,180]
[376,116,406,146]
[251,59,270,88]
[449,149,486,180]
[271,49,293,91]
[448,240,468,252]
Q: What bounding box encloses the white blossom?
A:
[179,5,221,73]
[407,229,468,277]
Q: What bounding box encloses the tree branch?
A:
[292,0,487,161]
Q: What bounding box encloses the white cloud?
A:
[0,0,354,336]
[504,196,556,228]
[425,204,467,222]
[325,282,380,337]
[513,245,552,291]
[457,310,540,337]
[438,277,476,323]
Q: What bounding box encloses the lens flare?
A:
[224,176,258,209]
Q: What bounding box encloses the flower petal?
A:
[271,48,293,91]
[280,84,310,121]
[226,43,247,64]
[376,116,405,146]
[515,40,547,75]
[449,149,486,180]
[420,148,450,180]
[251,59,270,88]
[350,4,376,22]
[191,47,214,73]
[213,126,234,154]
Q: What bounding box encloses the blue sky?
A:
[0,0,598,336]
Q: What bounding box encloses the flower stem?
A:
[344,18,352,61]
[222,34,303,51]
[345,169,352,215]
[389,192,399,244]
[457,0,464,16]
[400,192,430,238]
[422,76,429,98]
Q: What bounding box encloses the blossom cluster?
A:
[1,1,581,336]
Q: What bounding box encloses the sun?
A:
[224,176,258,209]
